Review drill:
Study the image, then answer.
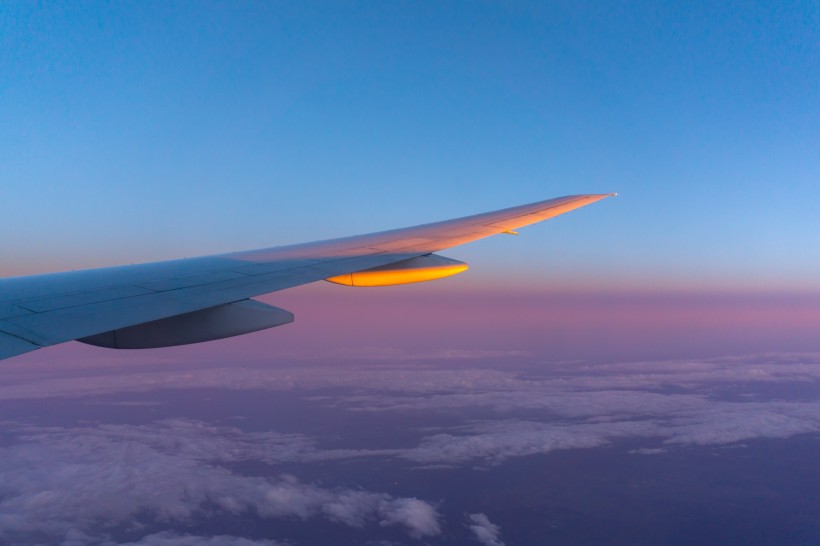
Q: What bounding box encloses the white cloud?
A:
[0,421,440,545]
[2,352,820,484]
[378,497,441,538]
[466,513,505,546]
[402,419,659,465]
[396,394,820,464]
[661,401,820,445]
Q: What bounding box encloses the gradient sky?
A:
[1,1,818,291]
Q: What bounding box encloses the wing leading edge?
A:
[0,193,615,361]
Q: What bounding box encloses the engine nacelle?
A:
[78,299,293,349]
[325,254,468,287]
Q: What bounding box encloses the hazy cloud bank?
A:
[2,351,819,543]
[2,351,820,402]
[0,420,440,545]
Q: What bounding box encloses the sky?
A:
[1,2,820,545]
[1,1,819,289]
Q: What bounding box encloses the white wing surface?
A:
[0,194,614,361]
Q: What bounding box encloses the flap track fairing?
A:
[325,254,468,287]
[78,299,293,349]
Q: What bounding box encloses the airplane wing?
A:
[0,193,614,361]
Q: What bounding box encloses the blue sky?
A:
[1,1,818,289]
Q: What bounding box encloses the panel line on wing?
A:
[0,304,34,320]
[16,285,158,313]
[0,330,42,360]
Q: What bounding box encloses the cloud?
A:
[629,448,666,455]
[378,498,441,538]
[3,351,820,404]
[396,394,820,465]
[4,353,820,472]
[661,401,820,445]
[10,350,820,408]
[402,419,657,465]
[112,532,288,546]
[20,418,394,466]
[466,513,505,546]
[0,421,440,545]
[0,360,532,401]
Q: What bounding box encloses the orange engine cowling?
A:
[326,254,468,287]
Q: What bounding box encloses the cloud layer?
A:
[1,350,819,543]
[0,420,440,545]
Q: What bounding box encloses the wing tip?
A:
[576,192,617,202]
